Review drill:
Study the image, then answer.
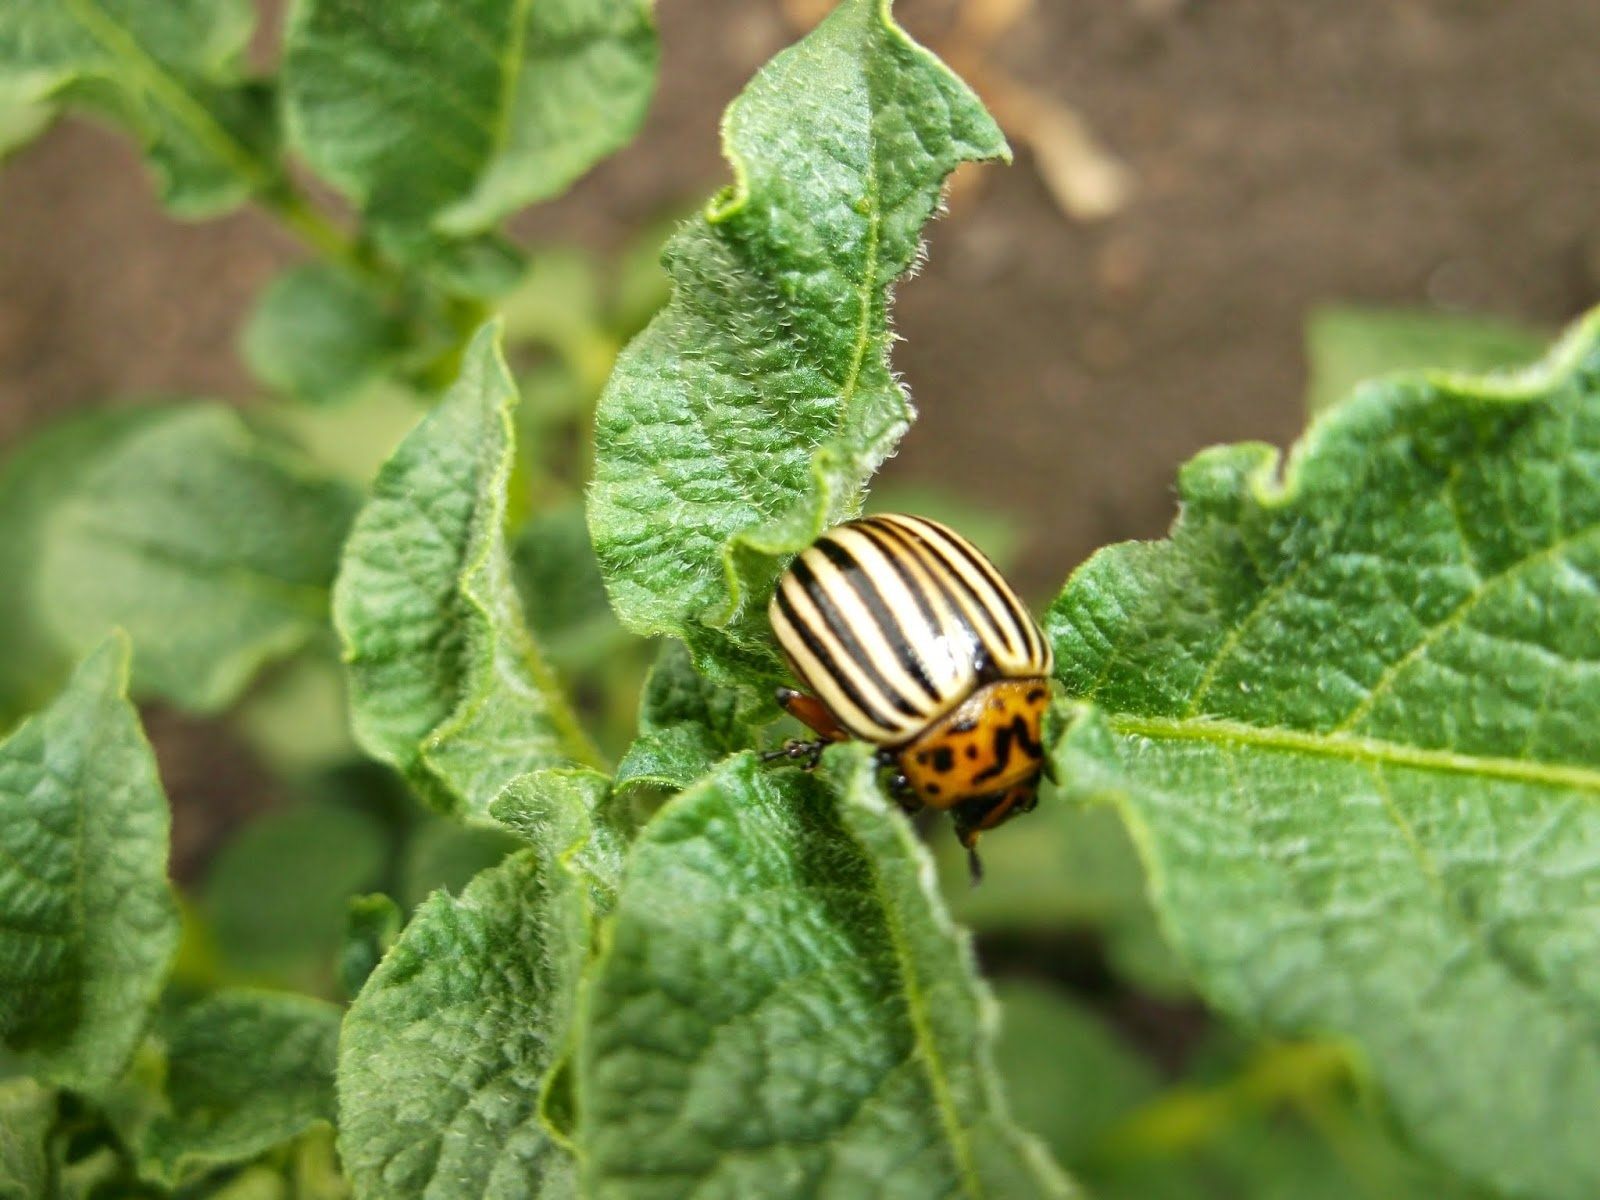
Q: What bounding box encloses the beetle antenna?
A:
[966,846,984,886]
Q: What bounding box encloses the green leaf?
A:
[283,0,657,248]
[0,406,162,729]
[334,322,602,821]
[340,893,401,1000]
[588,0,1008,679]
[0,637,178,1091]
[935,803,1189,999]
[338,778,608,1200]
[0,1079,54,1200]
[989,981,1157,1169]
[512,503,627,672]
[36,406,359,713]
[1047,308,1600,1200]
[1305,306,1546,418]
[243,264,408,406]
[137,991,340,1186]
[993,983,1478,1200]
[613,640,758,793]
[203,801,389,992]
[577,747,1075,1198]
[0,0,277,215]
[0,77,54,158]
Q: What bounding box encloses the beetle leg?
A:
[760,738,829,770]
[775,687,849,742]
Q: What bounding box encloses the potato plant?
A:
[0,2,1592,1198]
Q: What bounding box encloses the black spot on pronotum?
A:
[916,751,929,764]
[965,746,979,760]
[927,783,942,796]
[930,746,955,773]
[973,714,1045,783]
[1026,686,1047,703]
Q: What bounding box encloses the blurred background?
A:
[3,1,1596,1194]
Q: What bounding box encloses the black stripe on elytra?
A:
[913,516,1048,667]
[901,516,1033,661]
[789,557,922,719]
[853,521,951,663]
[815,537,942,705]
[774,585,901,733]
[871,518,1021,664]
[972,714,1044,783]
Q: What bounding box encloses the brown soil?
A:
[3,1,1598,849]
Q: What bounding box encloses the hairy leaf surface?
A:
[577,748,1074,1199]
[284,0,656,247]
[0,637,177,1090]
[1048,309,1600,1200]
[613,640,757,793]
[137,992,340,1186]
[0,0,275,214]
[334,323,600,821]
[339,771,618,1200]
[37,407,358,712]
[588,0,1007,679]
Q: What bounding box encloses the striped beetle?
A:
[767,513,1054,881]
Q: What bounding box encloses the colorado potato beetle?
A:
[766,513,1054,881]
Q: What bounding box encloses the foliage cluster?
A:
[0,2,1592,1198]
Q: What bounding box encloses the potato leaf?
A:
[338,771,618,1200]
[334,322,602,821]
[284,0,657,249]
[36,406,359,713]
[1049,308,1600,1200]
[136,992,340,1187]
[588,0,1008,681]
[613,640,759,794]
[0,0,276,215]
[576,747,1076,1198]
[0,1079,54,1200]
[0,636,177,1091]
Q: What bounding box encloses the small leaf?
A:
[0,636,178,1091]
[1048,308,1600,1200]
[243,263,407,406]
[0,1078,54,1200]
[334,322,602,821]
[37,406,359,713]
[0,406,161,728]
[202,801,389,992]
[138,991,339,1187]
[577,748,1075,1198]
[1305,305,1546,417]
[613,640,758,793]
[339,893,401,1000]
[588,0,1008,679]
[283,0,657,248]
[338,789,605,1200]
[0,0,277,215]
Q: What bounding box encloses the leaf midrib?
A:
[1107,712,1600,794]
[61,0,269,191]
